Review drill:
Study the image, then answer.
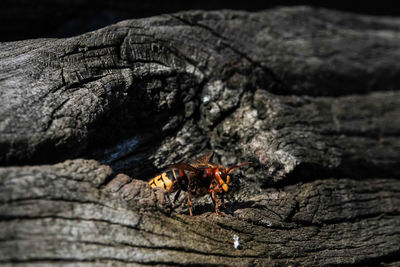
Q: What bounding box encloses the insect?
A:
[148,151,251,216]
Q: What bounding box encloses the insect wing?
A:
[167,163,199,173]
[194,151,213,164]
[192,151,216,168]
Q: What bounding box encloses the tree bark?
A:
[1,7,400,266]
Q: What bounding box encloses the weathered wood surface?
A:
[1,7,400,266]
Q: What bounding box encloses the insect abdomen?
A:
[148,169,182,191]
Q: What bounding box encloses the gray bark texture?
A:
[1,6,400,266]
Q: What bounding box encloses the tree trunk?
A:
[1,7,400,266]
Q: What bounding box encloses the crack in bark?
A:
[170,13,290,94]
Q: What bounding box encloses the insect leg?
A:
[167,180,177,193]
[210,193,216,206]
[173,189,181,204]
[187,190,193,216]
[211,190,221,214]
[220,194,226,209]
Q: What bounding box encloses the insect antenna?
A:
[227,162,252,174]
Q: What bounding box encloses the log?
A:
[0,6,399,266]
[1,160,399,266]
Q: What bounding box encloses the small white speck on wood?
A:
[233,234,241,249]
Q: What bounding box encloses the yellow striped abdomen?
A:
[148,169,180,191]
